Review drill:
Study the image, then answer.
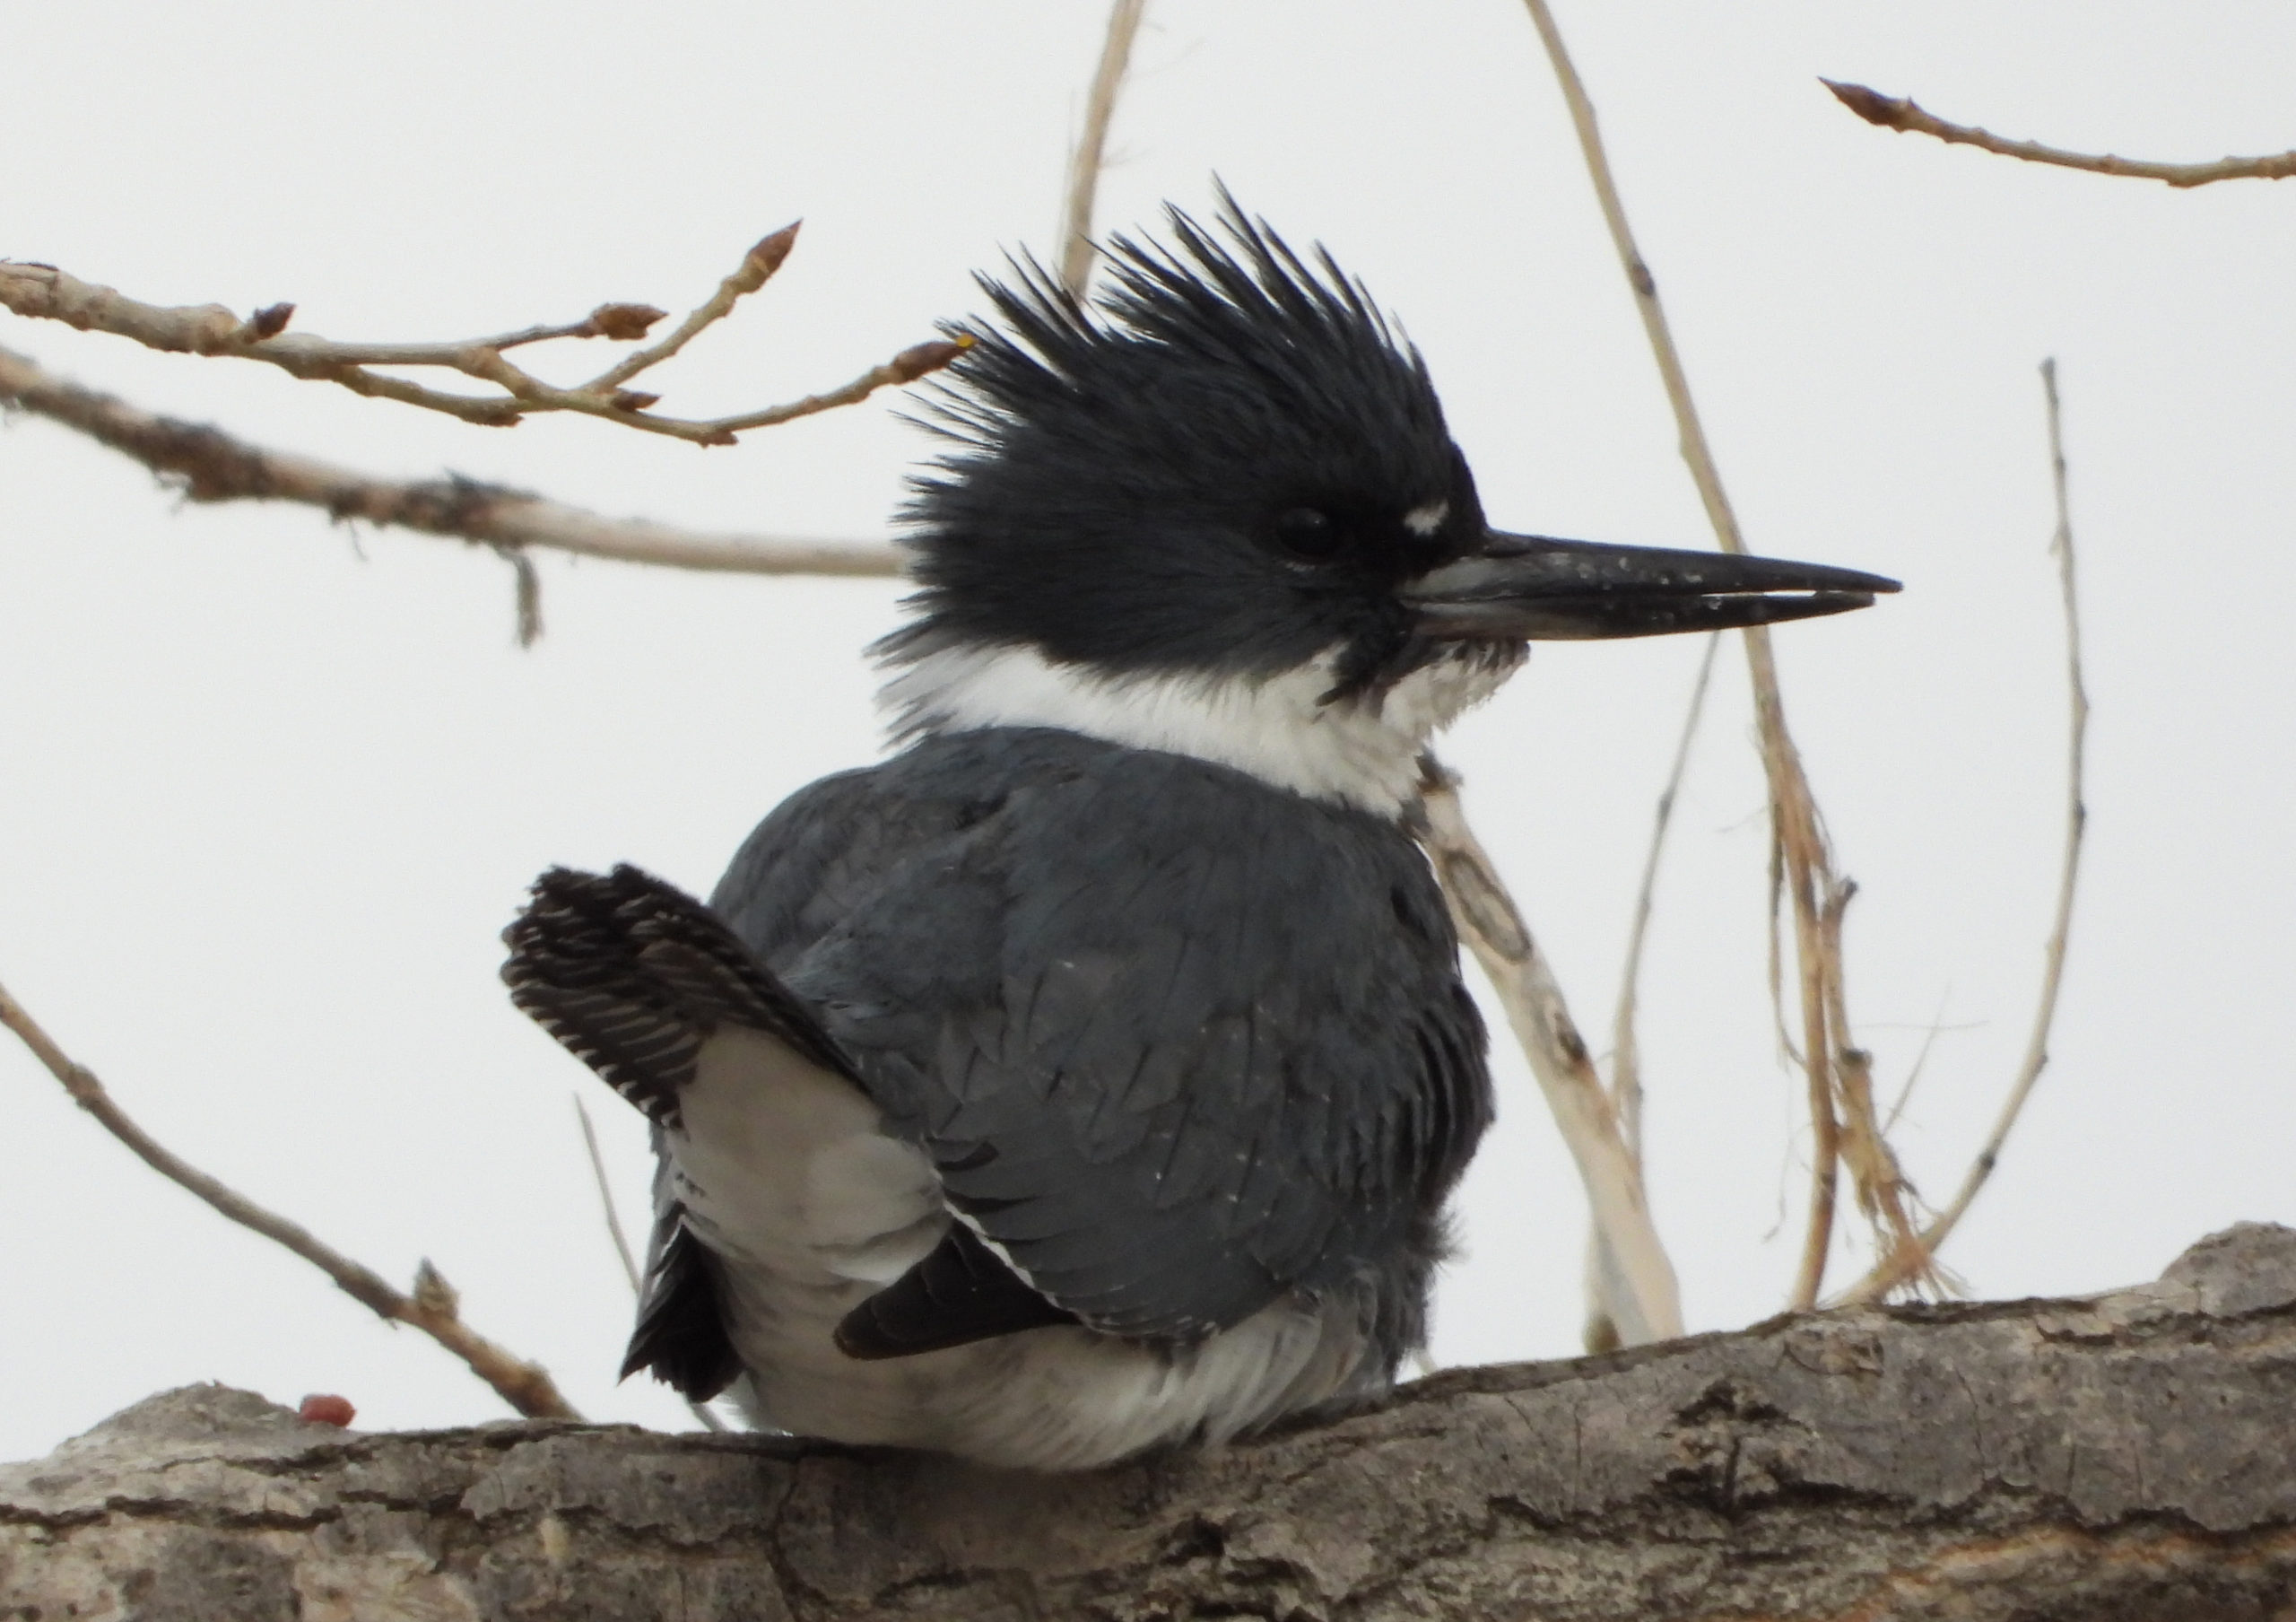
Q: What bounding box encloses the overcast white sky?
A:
[4,2,2292,1464]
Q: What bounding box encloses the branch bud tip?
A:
[1821,79,1905,129]
[890,336,970,382]
[589,302,667,341]
[245,302,296,342]
[741,222,802,286]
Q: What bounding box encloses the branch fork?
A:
[0,223,968,447]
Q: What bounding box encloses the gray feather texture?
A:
[715,726,1492,1350]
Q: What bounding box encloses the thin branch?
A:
[1522,0,1892,1311]
[1838,358,2090,1305]
[1421,760,1685,1349]
[582,224,797,393]
[1583,633,1720,1353]
[230,310,666,370]
[0,247,966,448]
[0,344,904,577]
[1879,991,1955,1137]
[1824,80,2296,188]
[573,1096,644,1298]
[0,974,578,1420]
[1815,879,1933,1292]
[496,544,544,649]
[1780,840,1842,1310]
[1610,631,1720,1163]
[1059,0,1150,297]
[687,339,973,438]
[572,1097,726,1432]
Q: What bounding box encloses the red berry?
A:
[298,1393,356,1427]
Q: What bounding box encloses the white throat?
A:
[878,640,1518,816]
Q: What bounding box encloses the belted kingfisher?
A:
[504,199,1893,1470]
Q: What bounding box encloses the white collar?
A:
[877,639,1517,816]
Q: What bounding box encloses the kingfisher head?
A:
[877,196,1894,814]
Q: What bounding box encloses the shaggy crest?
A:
[883,190,1486,686]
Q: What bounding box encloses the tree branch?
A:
[570,1097,646,1301]
[0,240,966,447]
[579,224,796,393]
[1825,79,2296,187]
[1521,0,1925,1307]
[0,974,578,1421]
[1839,359,2091,1305]
[572,1097,726,1433]
[12,1224,2294,1618]
[1058,0,1150,297]
[1586,634,1721,1351]
[1610,631,1720,1164]
[1421,761,1684,1349]
[0,344,904,578]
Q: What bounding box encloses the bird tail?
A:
[500,863,860,1129]
[500,863,857,1400]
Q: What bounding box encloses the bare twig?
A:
[495,544,544,648]
[1815,880,1931,1289]
[681,340,971,438]
[1838,359,2090,1305]
[1421,760,1685,1349]
[572,1096,644,1298]
[1779,834,1843,1309]
[0,974,578,1420]
[571,1097,726,1431]
[1591,632,1718,1353]
[582,224,797,393]
[0,249,966,448]
[1824,80,2296,188]
[1522,0,1900,1310]
[1879,991,1956,1136]
[0,344,904,578]
[1059,0,1150,297]
[1610,631,1720,1163]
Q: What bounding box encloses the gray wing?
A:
[763,736,1493,1345]
[503,861,1072,1391]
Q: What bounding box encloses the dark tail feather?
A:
[503,863,863,1401]
[501,863,858,1128]
[622,1216,745,1400]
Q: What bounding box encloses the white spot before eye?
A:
[1404,501,1448,536]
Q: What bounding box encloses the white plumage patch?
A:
[1404,500,1449,536]
[667,1025,1384,1470]
[670,1029,944,1289]
[879,640,1518,816]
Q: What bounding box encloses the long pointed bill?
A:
[1404,531,1900,641]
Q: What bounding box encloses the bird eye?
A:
[1271,507,1343,562]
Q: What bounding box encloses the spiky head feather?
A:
[888,193,1486,685]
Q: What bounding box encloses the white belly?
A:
[665,1029,1387,1470]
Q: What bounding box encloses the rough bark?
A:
[7,1225,2295,1621]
